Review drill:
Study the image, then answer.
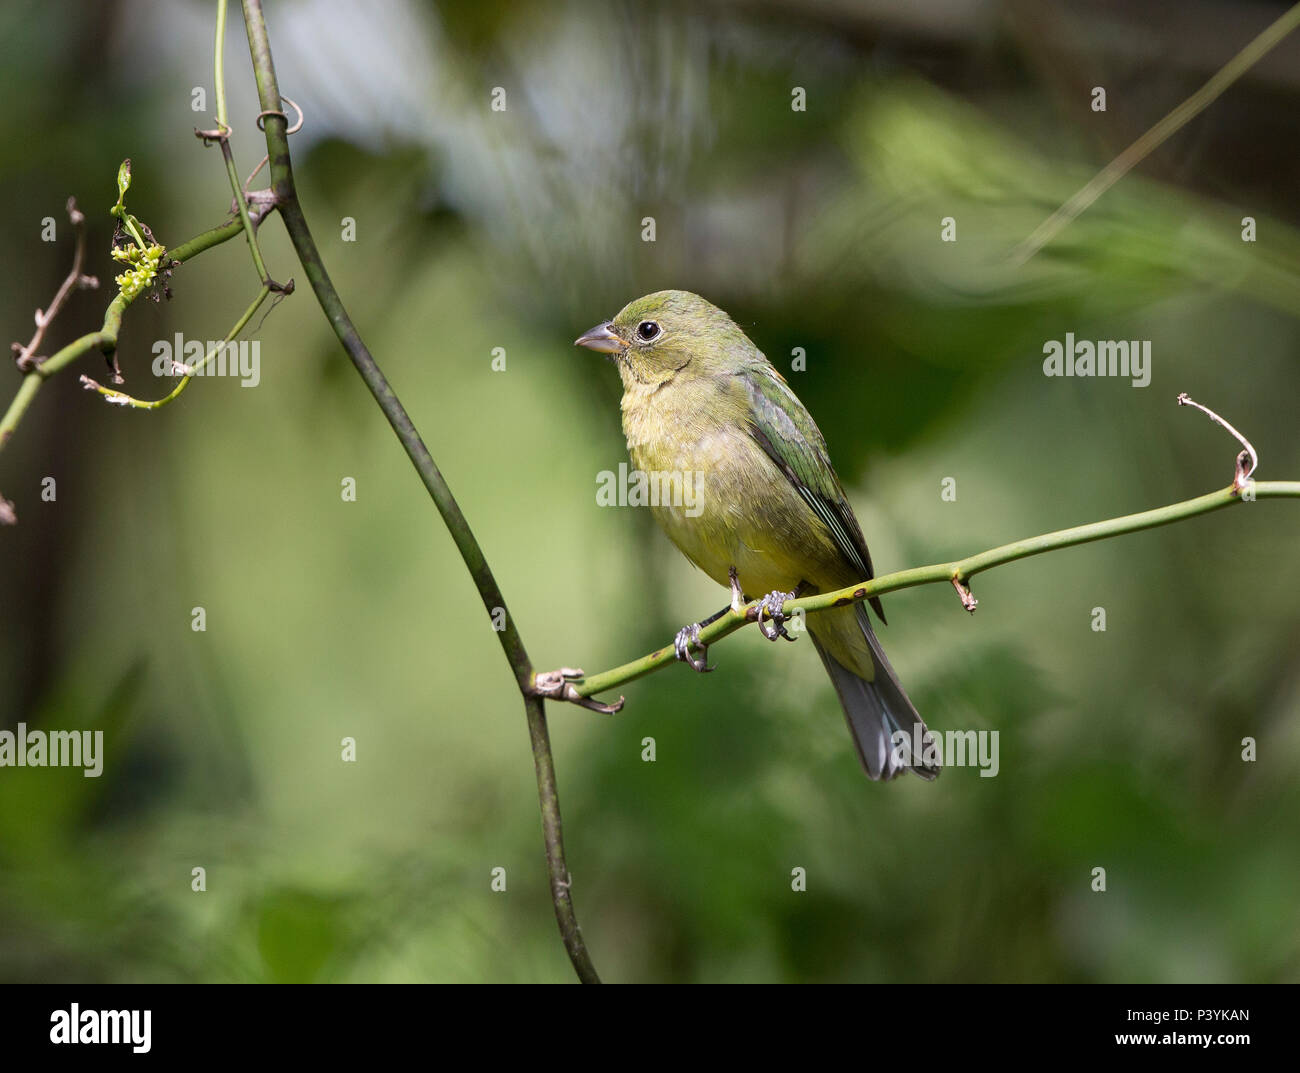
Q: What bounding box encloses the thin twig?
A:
[11,198,98,373]
[1,213,251,464]
[214,0,229,131]
[80,285,270,409]
[1011,2,1300,264]
[1177,392,1258,492]
[1,208,250,522]
[200,0,286,292]
[568,471,1300,703]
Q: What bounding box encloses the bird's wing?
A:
[735,364,886,623]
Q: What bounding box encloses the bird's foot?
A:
[674,622,714,673]
[755,590,799,642]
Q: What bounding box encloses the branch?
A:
[11,197,97,375]
[1011,1,1300,263]
[239,0,600,983]
[569,480,1300,702]
[196,0,288,294]
[166,214,253,265]
[1,201,265,527]
[2,0,282,523]
[79,285,271,409]
[81,2,288,416]
[2,275,133,463]
[0,211,259,466]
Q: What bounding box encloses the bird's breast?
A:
[620,385,843,595]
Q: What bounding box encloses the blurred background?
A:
[1,0,1298,983]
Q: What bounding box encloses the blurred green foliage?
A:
[1,0,1298,983]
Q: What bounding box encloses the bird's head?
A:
[575,290,758,387]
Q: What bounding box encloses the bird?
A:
[576,289,938,781]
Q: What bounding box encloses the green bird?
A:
[576,290,938,781]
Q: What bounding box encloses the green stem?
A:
[574,480,1300,699]
[525,695,600,984]
[0,375,42,450]
[211,0,271,285]
[167,216,247,264]
[221,140,272,284]
[1013,1,1300,262]
[1,293,131,451]
[120,213,148,252]
[240,1,531,687]
[214,0,229,130]
[2,216,245,460]
[240,0,597,984]
[82,286,270,410]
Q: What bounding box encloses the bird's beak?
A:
[574,321,626,354]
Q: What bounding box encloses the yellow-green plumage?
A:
[578,290,937,781]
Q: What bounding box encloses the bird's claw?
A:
[674,622,714,672]
[755,590,798,642]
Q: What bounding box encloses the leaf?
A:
[114,158,132,213]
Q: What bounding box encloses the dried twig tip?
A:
[1177,392,1258,493]
[951,576,979,613]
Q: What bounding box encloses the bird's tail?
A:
[808,604,939,781]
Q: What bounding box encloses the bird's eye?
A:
[637,321,661,341]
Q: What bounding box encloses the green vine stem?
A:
[79,285,270,409]
[572,479,1300,702]
[1,214,253,466]
[240,0,601,984]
